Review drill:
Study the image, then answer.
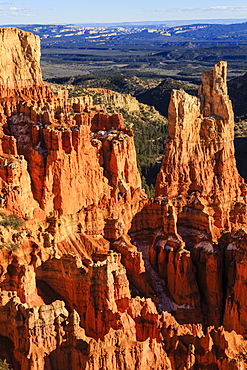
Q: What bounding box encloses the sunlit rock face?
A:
[156,61,247,239]
[152,61,247,335]
[0,27,43,90]
[0,27,246,369]
[0,27,144,221]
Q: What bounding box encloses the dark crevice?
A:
[36,279,70,313]
[0,335,21,370]
[234,137,247,183]
[220,240,229,322]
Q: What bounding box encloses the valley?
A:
[18,21,247,191]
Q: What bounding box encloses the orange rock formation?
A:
[156,61,247,238]
[153,61,247,334]
[0,27,246,369]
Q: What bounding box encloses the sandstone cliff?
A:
[0,28,246,370]
[151,61,247,334]
[155,61,247,238]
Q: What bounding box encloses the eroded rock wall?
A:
[0,28,246,370]
[156,62,247,239]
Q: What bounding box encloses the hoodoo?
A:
[0,27,246,369]
[155,61,247,239]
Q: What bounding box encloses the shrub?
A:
[0,359,9,370]
[141,176,155,198]
[0,213,24,230]
[0,243,19,252]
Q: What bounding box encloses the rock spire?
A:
[155,61,247,238]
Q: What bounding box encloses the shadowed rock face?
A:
[0,28,246,369]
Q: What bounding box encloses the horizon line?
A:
[1,17,247,27]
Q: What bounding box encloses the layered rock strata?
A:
[148,62,247,334]
[0,28,144,226]
[156,61,247,239]
[0,28,246,369]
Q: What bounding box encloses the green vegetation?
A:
[42,30,247,194]
[123,107,168,185]
[0,243,19,252]
[54,85,168,196]
[41,40,247,84]
[49,74,161,97]
[0,359,9,370]
[108,97,168,192]
[0,213,24,231]
[141,177,155,198]
[111,103,168,194]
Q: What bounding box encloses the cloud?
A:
[151,6,247,14]
[200,6,247,12]
[210,6,247,11]
[0,5,35,17]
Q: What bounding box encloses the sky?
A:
[1,0,247,25]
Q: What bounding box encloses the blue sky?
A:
[1,0,247,24]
